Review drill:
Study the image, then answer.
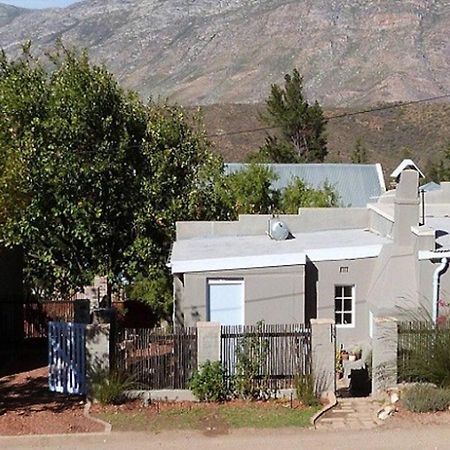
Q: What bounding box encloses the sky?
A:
[2,0,79,8]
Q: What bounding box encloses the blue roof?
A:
[224,163,386,207]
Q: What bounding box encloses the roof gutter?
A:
[433,258,448,323]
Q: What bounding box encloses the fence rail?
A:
[114,327,198,389]
[221,323,311,391]
[0,300,90,341]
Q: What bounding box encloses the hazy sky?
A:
[2,0,79,8]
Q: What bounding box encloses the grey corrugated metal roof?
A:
[421,182,440,192]
[224,163,386,207]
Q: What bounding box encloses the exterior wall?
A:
[176,209,369,240]
[418,260,436,318]
[314,258,377,349]
[0,247,24,342]
[368,208,394,238]
[180,265,305,327]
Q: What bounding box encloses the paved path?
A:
[315,397,382,430]
[2,426,450,450]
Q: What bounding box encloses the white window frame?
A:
[334,284,355,328]
[207,278,244,325]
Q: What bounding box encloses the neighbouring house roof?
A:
[421,182,440,192]
[390,159,425,180]
[224,163,386,208]
[424,217,450,251]
[170,228,391,274]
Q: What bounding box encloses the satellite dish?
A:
[267,218,290,241]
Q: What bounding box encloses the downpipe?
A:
[433,257,448,324]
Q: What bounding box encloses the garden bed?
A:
[91,399,320,434]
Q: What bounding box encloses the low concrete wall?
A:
[124,389,197,402]
[372,317,398,395]
[311,319,336,395]
[197,321,221,365]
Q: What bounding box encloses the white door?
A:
[208,279,244,325]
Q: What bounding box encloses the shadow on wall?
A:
[305,259,318,325]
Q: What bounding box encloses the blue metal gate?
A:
[48,321,87,395]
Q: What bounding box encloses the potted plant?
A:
[336,350,344,379]
[350,345,362,361]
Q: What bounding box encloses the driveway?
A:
[1,425,450,450]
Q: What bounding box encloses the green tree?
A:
[424,144,450,183]
[0,45,230,306]
[351,138,368,164]
[224,164,280,217]
[255,69,327,163]
[125,269,172,321]
[281,178,340,213]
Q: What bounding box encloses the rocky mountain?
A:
[0,3,27,27]
[0,0,449,108]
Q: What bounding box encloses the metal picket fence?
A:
[221,323,311,391]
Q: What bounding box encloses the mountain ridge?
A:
[0,0,449,107]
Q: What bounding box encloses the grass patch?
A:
[96,407,209,432]
[95,401,320,432]
[218,403,319,428]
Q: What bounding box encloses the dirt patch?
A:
[0,366,104,435]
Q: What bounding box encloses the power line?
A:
[206,93,450,139]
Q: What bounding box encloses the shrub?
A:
[90,370,135,405]
[233,322,272,400]
[402,384,450,413]
[399,325,450,387]
[294,373,318,407]
[189,360,227,402]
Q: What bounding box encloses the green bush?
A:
[189,360,227,402]
[294,373,318,407]
[399,325,450,387]
[233,328,271,400]
[90,370,135,405]
[402,384,450,413]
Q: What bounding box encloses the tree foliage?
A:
[224,164,279,217]
[351,138,368,164]
[0,44,229,301]
[253,69,327,163]
[281,178,340,213]
[425,144,450,183]
[223,165,339,216]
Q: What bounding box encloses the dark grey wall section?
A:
[0,247,23,302]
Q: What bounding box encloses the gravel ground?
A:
[3,426,450,450]
[0,366,103,435]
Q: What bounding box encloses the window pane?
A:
[343,313,352,325]
[344,299,352,311]
[335,286,343,297]
[335,298,343,311]
[335,312,342,324]
[343,286,353,297]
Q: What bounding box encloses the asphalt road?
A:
[1,426,449,450]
